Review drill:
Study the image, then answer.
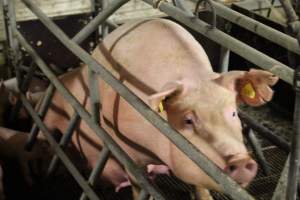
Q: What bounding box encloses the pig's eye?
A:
[232,111,236,117]
[184,118,193,125]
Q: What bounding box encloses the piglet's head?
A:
[149,69,278,191]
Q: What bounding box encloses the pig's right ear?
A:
[148,81,185,111]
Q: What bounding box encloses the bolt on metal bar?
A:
[72,0,129,44]
[80,146,110,200]
[25,84,55,151]
[144,0,294,85]
[238,110,290,153]
[47,112,81,176]
[287,67,300,200]
[190,0,300,56]
[244,127,271,175]
[18,1,255,199]
[14,29,166,200]
[19,93,102,200]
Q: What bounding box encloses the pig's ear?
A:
[148,81,185,111]
[214,69,279,106]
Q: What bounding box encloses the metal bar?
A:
[9,62,37,125]
[25,84,55,151]
[6,0,21,85]
[287,67,300,200]
[88,67,101,124]
[174,0,194,17]
[138,189,150,200]
[272,156,289,200]
[80,146,110,200]
[19,94,101,200]
[244,127,271,175]
[238,110,290,153]
[101,0,109,37]
[278,0,299,22]
[219,46,230,73]
[47,112,81,176]
[143,0,294,85]
[15,29,166,200]
[72,0,129,44]
[197,0,300,56]
[18,1,254,199]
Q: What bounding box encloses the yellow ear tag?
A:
[158,101,164,113]
[242,83,256,99]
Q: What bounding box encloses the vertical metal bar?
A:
[9,62,37,125]
[287,67,300,200]
[138,189,150,200]
[244,127,271,175]
[219,47,230,73]
[47,112,80,176]
[79,146,110,200]
[272,157,289,200]
[25,84,55,151]
[5,0,21,85]
[101,0,109,37]
[72,0,129,44]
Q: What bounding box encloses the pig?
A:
[0,127,52,186]
[40,19,278,199]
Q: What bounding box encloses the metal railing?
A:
[2,0,299,199]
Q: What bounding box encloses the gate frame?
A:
[2,0,299,199]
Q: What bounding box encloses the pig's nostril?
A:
[245,162,256,171]
[228,165,237,173]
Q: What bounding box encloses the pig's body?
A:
[42,19,278,193]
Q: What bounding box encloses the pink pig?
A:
[41,19,278,198]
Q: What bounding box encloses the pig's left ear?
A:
[214,69,279,106]
[148,80,186,112]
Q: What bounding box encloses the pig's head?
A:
[149,69,278,191]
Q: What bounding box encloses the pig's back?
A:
[93,19,217,96]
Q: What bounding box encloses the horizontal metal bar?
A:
[238,110,290,152]
[190,0,300,55]
[143,0,293,85]
[18,1,254,199]
[15,29,165,200]
[19,94,101,200]
[72,0,129,44]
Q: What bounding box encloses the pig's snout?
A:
[224,154,257,187]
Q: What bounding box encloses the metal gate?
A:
[1,0,299,199]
